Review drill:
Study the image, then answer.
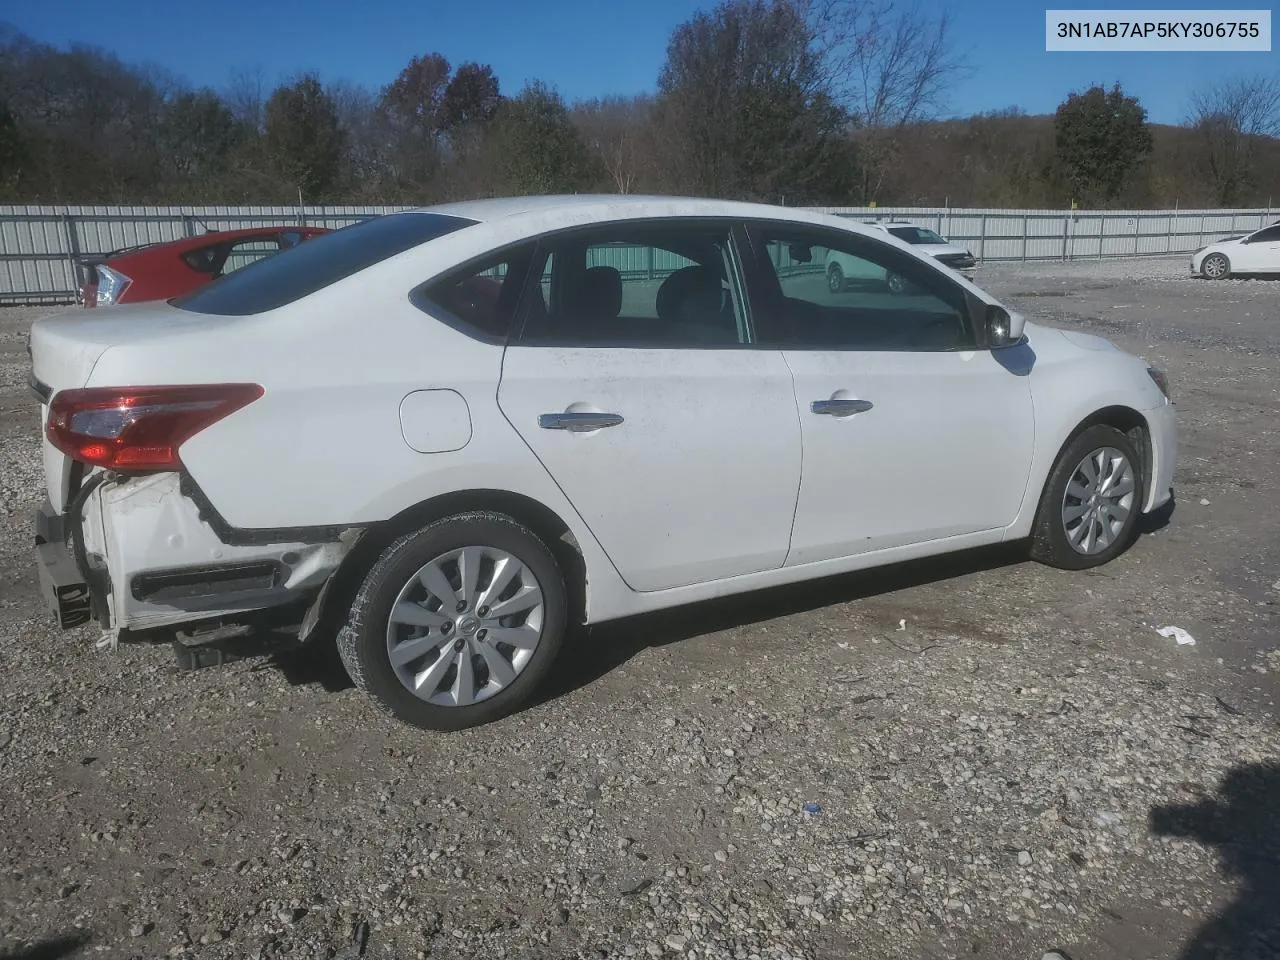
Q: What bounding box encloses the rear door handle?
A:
[811,398,873,416]
[538,412,625,432]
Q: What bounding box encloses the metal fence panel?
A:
[0,203,1274,303]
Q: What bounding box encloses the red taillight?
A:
[46,384,264,472]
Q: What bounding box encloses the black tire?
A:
[827,263,845,293]
[337,511,568,731]
[1202,253,1230,279]
[1029,424,1145,570]
[886,272,909,295]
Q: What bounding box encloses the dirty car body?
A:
[29,196,1177,731]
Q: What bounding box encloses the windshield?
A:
[888,226,947,245]
[173,212,476,316]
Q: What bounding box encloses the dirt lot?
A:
[1,258,1277,960]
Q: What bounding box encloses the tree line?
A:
[2,3,1279,210]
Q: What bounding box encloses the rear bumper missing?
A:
[34,473,358,635]
[34,499,94,628]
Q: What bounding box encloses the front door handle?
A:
[811,398,873,416]
[538,412,625,432]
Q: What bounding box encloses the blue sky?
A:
[7,0,1278,124]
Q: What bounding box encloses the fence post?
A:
[978,214,987,262]
[1198,213,1205,251]
[1099,212,1105,260]
[1062,216,1069,261]
[646,245,654,281]
[62,214,82,300]
[182,214,195,237]
[1021,215,1029,261]
[1133,215,1141,257]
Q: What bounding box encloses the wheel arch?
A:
[304,489,588,648]
[1043,405,1152,509]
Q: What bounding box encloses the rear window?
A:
[887,226,946,245]
[172,213,475,316]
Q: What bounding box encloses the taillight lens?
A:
[95,264,132,306]
[47,384,264,472]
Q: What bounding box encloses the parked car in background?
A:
[30,196,1175,732]
[826,219,976,293]
[80,225,329,307]
[1191,221,1280,279]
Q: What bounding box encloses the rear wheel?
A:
[886,272,909,295]
[337,512,567,731]
[827,263,845,293]
[1029,425,1144,570]
[1202,253,1230,279]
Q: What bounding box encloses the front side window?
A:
[174,213,475,316]
[517,223,748,347]
[751,225,974,351]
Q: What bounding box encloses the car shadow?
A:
[263,510,1178,704]
[1149,761,1280,959]
[0,932,91,960]
[531,541,1029,708]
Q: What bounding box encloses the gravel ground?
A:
[1,258,1278,960]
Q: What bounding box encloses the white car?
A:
[1191,221,1280,278]
[826,220,976,293]
[29,196,1176,731]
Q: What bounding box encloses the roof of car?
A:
[415,194,873,234]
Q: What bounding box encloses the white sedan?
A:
[29,196,1176,731]
[1191,221,1280,278]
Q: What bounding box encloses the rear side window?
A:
[173,213,475,316]
[411,244,537,342]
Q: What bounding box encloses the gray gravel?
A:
[0,260,1277,960]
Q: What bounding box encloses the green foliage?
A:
[1053,83,1154,204]
[489,82,600,195]
[656,0,855,203]
[264,74,345,199]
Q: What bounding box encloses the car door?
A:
[1233,224,1280,273]
[495,220,803,593]
[741,220,1036,566]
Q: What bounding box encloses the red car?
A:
[80,225,330,307]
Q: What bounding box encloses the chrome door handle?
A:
[811,398,873,416]
[538,412,625,431]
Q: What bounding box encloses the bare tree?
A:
[571,96,657,193]
[800,0,966,201]
[1186,74,1280,205]
[226,65,267,132]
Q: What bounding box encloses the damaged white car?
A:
[31,196,1177,731]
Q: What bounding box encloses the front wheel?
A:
[1202,253,1230,279]
[1029,425,1144,570]
[337,512,568,731]
[827,263,845,293]
[886,272,909,295]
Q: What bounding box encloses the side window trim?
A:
[739,219,982,352]
[510,219,757,350]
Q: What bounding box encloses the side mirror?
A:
[986,305,1026,348]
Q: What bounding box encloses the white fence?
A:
[1,203,1275,304]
